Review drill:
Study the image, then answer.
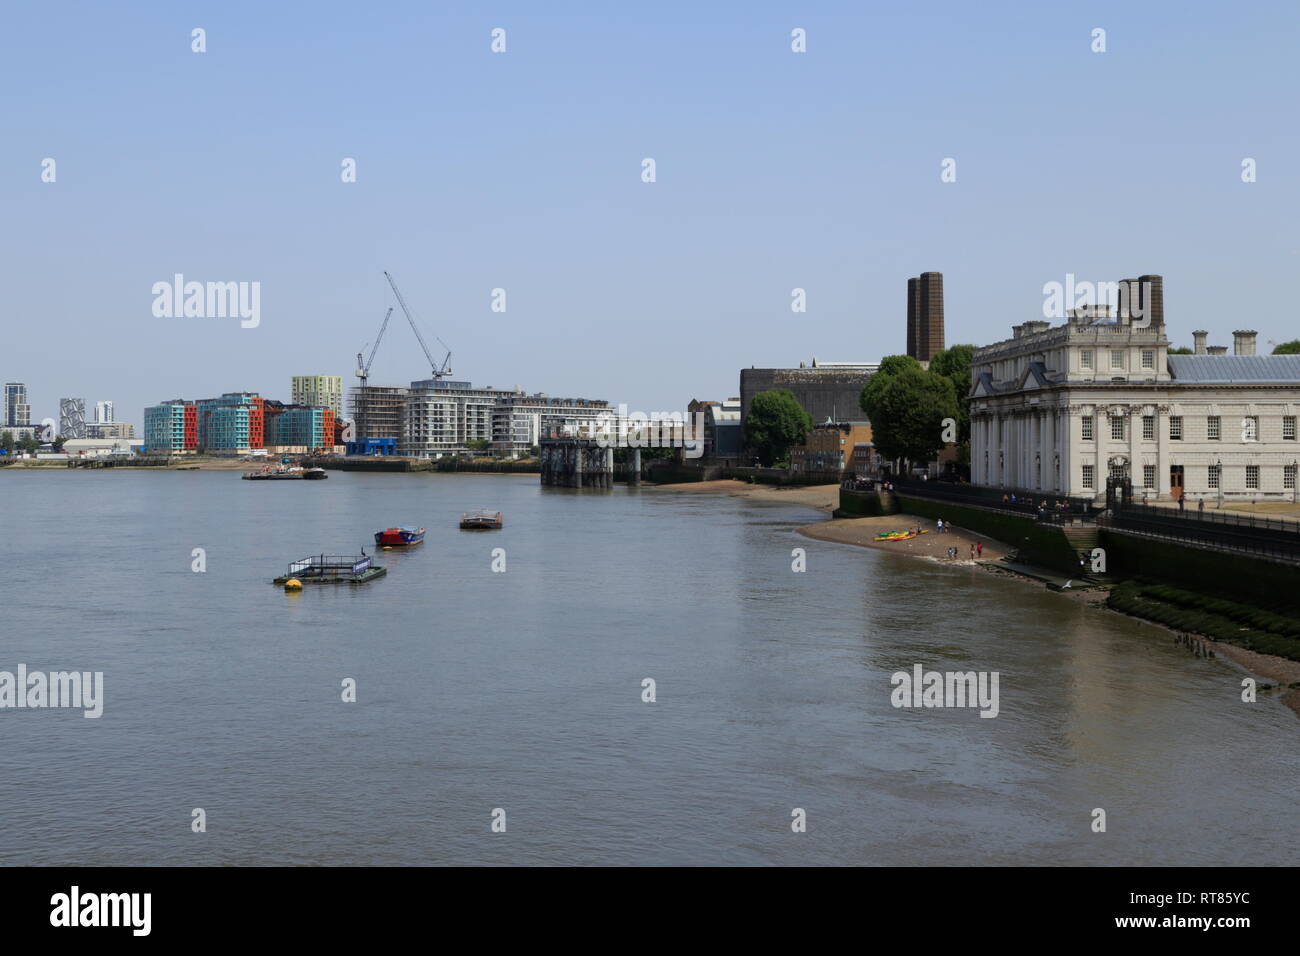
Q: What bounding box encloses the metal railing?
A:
[1101,501,1300,562]
[882,478,1098,519]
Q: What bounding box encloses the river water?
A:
[1,469,1296,865]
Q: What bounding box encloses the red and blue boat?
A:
[374,526,425,547]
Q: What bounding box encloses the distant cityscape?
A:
[6,271,1300,504]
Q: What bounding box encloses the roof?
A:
[1168,354,1300,383]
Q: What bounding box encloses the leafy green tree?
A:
[927,344,975,443]
[0,430,13,453]
[744,388,813,466]
[18,433,39,454]
[860,365,959,465]
[859,354,922,420]
[1169,346,1194,354]
[1272,340,1300,354]
[465,439,492,452]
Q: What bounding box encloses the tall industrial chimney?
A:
[1138,274,1164,326]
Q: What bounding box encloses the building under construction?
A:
[349,385,407,447]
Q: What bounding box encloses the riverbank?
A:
[650,479,840,512]
[798,514,1007,565]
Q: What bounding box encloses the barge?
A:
[459,510,503,530]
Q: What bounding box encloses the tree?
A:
[1273,340,1300,354]
[928,344,975,443]
[465,439,492,453]
[744,388,813,466]
[1169,346,1193,354]
[860,364,959,465]
[0,431,12,453]
[18,432,39,454]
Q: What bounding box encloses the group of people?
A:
[937,519,984,561]
[943,542,984,561]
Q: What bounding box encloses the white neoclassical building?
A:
[969,310,1300,503]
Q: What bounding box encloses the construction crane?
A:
[383,270,453,381]
[356,307,394,390]
[352,306,394,444]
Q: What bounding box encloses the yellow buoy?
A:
[284,578,303,591]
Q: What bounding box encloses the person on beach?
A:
[969,543,975,560]
[937,519,944,533]
[977,542,983,558]
[1198,497,1205,513]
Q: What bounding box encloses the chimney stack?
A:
[1232,330,1258,356]
[1193,330,1208,354]
[1207,345,1228,355]
[1138,274,1164,326]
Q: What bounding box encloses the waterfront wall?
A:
[1099,528,1300,613]
[648,463,841,486]
[894,495,1082,574]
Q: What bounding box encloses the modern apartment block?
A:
[970,276,1300,501]
[145,392,337,454]
[59,398,87,439]
[94,400,114,423]
[267,404,336,450]
[85,421,134,439]
[5,383,31,427]
[490,393,613,456]
[906,272,945,363]
[291,376,343,417]
[143,401,198,453]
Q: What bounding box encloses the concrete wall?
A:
[1100,528,1300,612]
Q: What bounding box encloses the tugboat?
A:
[374,526,426,547]
[459,510,503,530]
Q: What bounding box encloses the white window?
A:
[1242,416,1259,442]
[1080,350,1094,371]
[1286,465,1297,490]
[1111,415,1125,440]
[1082,464,1095,489]
[1141,349,1155,370]
[1208,464,1220,489]
[1207,416,1220,440]
[1246,465,1260,490]
[1081,416,1094,440]
[1110,350,1124,370]
[1169,416,1183,440]
[1284,416,1296,440]
[1143,465,1155,488]
[1142,415,1154,440]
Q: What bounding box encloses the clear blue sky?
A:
[4,0,1298,427]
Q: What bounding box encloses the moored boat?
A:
[459,510,503,530]
[303,467,328,479]
[375,526,425,546]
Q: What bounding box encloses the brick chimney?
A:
[1193,330,1208,354]
[1232,330,1258,355]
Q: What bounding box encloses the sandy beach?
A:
[651,479,841,511]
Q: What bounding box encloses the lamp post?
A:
[1217,457,1223,510]
[1293,459,1298,505]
